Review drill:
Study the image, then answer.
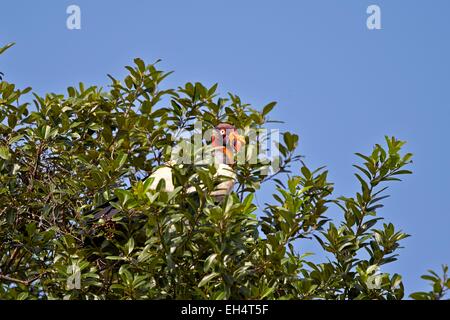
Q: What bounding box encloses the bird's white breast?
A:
[148,163,236,200]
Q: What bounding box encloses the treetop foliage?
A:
[0,43,447,300]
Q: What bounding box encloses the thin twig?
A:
[0,274,41,286]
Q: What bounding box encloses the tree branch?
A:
[0,273,40,286]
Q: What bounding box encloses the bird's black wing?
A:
[86,174,151,222]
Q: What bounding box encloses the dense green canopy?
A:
[0,43,447,300]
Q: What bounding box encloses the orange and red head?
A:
[211,123,245,164]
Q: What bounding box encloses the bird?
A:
[149,123,244,198]
[90,123,245,221]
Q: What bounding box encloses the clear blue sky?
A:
[1,0,449,295]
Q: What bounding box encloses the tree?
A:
[0,43,448,300]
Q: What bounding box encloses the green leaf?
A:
[283,132,299,151]
[115,153,128,169]
[0,146,11,160]
[204,253,218,272]
[134,58,146,72]
[125,237,135,255]
[0,42,15,55]
[421,275,438,282]
[208,83,218,96]
[106,256,126,261]
[392,170,412,176]
[260,286,276,299]
[43,125,52,140]
[262,101,277,116]
[409,292,430,300]
[115,189,131,205]
[198,272,220,287]
[17,292,29,300]
[300,166,311,179]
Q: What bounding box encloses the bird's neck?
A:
[214,146,234,165]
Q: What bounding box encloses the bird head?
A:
[211,123,245,164]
